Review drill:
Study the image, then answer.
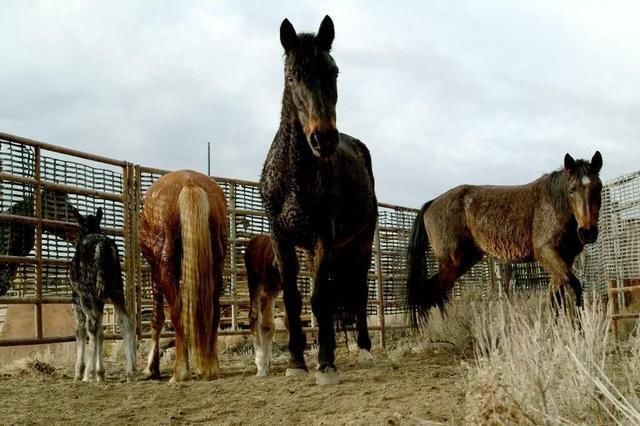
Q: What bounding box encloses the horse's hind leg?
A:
[144,275,164,379]
[169,304,190,382]
[247,264,265,376]
[351,257,373,367]
[95,312,105,382]
[356,307,374,367]
[72,301,87,381]
[82,302,103,382]
[435,245,484,312]
[201,261,223,381]
[257,292,277,376]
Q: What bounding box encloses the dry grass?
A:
[461,294,640,425]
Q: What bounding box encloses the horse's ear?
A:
[315,15,334,51]
[96,207,103,224]
[280,18,299,52]
[564,153,577,175]
[590,151,603,174]
[73,209,84,226]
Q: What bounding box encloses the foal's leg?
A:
[113,302,137,382]
[247,265,265,376]
[273,240,306,375]
[83,304,102,383]
[72,302,87,381]
[95,310,105,382]
[257,293,277,376]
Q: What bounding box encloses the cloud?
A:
[1,1,639,207]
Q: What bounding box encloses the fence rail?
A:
[1,131,638,348]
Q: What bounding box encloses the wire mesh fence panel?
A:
[2,131,640,346]
[1,134,129,342]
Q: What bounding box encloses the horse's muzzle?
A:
[578,226,598,244]
[309,129,339,158]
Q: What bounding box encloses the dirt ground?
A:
[0,336,469,425]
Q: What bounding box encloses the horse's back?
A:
[141,170,227,259]
[334,133,378,224]
[245,234,281,295]
[426,183,537,261]
[71,234,123,303]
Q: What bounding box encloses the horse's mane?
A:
[540,159,592,217]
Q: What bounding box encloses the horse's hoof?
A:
[315,366,340,385]
[142,368,160,380]
[126,374,137,383]
[256,369,268,377]
[358,350,375,368]
[285,368,308,377]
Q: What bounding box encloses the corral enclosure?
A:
[1,131,639,347]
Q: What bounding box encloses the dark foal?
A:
[70,208,136,382]
[407,152,603,324]
[260,16,377,384]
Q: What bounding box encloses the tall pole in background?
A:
[207,141,211,176]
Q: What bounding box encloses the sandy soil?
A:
[0,339,469,425]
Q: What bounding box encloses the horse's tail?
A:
[178,182,215,374]
[406,200,443,327]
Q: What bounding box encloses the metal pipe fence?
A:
[1,131,638,348]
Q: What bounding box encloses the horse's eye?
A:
[287,75,294,83]
[569,186,576,195]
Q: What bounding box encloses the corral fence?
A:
[0,131,638,349]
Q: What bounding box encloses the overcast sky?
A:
[2,1,639,207]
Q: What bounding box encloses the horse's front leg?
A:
[537,245,584,309]
[273,238,306,375]
[311,239,339,385]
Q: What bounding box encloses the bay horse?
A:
[70,208,136,382]
[260,16,378,385]
[1,189,78,296]
[244,234,282,376]
[140,170,227,382]
[407,151,603,325]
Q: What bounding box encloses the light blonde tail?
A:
[178,183,215,374]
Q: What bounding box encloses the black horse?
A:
[0,189,78,295]
[260,16,378,385]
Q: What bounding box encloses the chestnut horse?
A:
[244,234,283,376]
[140,170,227,381]
[407,152,603,325]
